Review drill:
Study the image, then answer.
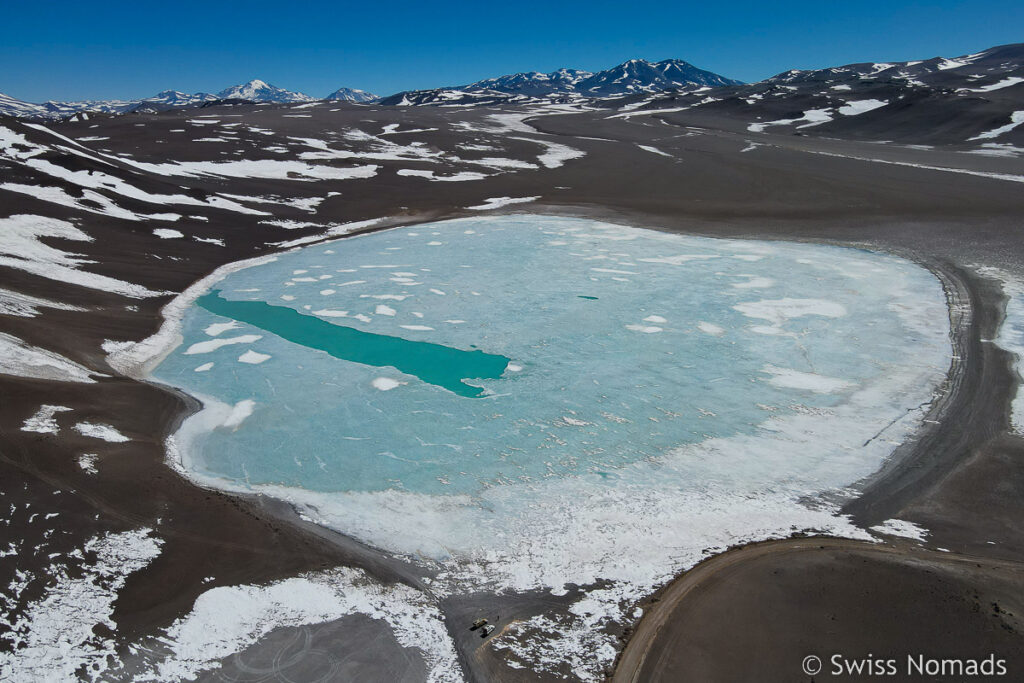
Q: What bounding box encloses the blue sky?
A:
[2,1,1021,102]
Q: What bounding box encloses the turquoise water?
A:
[153,216,948,524]
[197,290,510,397]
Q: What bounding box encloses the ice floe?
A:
[184,334,262,355]
[697,321,725,336]
[761,364,854,394]
[237,350,271,364]
[372,377,405,391]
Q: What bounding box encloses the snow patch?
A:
[73,422,130,442]
[870,518,929,541]
[137,567,461,683]
[0,529,162,681]
[21,405,73,434]
[467,196,540,211]
[0,332,101,383]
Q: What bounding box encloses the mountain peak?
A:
[325,87,379,103]
[575,58,742,96]
[216,79,313,103]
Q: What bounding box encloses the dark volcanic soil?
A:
[1,100,1024,681]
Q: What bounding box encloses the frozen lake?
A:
[154,215,949,587]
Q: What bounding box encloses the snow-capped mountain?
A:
[0,90,218,119]
[576,59,742,96]
[379,58,743,105]
[0,92,48,118]
[216,79,314,103]
[325,87,379,103]
[0,80,349,119]
[0,93,138,118]
[468,68,593,97]
[762,43,1024,87]
[131,90,218,112]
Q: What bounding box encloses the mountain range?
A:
[0,58,742,119]
[609,42,1024,146]
[0,79,380,119]
[380,58,742,105]
[2,44,1021,130]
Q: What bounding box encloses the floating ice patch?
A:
[372,377,405,391]
[733,298,846,326]
[204,321,239,336]
[638,254,719,265]
[732,276,775,289]
[697,321,725,336]
[222,400,255,430]
[761,364,854,394]
[184,334,263,355]
[237,350,271,364]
